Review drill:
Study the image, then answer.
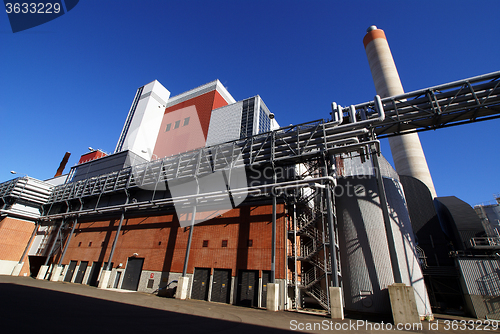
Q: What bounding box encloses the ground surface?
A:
[0,275,496,334]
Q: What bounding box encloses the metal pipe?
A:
[293,203,298,310]
[18,221,39,264]
[271,193,276,283]
[370,144,402,283]
[43,175,345,220]
[43,219,64,266]
[353,70,500,110]
[325,183,339,287]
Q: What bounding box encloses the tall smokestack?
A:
[54,152,71,177]
[363,26,437,198]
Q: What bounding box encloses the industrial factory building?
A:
[1,26,500,321]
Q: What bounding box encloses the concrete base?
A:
[176,276,190,300]
[329,287,344,320]
[388,283,421,326]
[266,283,279,312]
[36,265,49,280]
[98,270,112,289]
[11,263,23,276]
[50,266,63,282]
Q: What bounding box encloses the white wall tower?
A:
[115,80,170,161]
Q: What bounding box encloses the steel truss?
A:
[351,71,500,137]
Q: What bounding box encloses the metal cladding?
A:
[363,26,437,198]
[399,175,453,267]
[336,154,431,316]
[435,196,486,250]
[456,258,500,319]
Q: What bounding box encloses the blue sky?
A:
[1,0,499,206]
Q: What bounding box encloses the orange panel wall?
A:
[153,89,229,158]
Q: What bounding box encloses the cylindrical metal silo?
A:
[336,155,431,316]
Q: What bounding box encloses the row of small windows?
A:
[165,117,190,132]
[202,239,253,247]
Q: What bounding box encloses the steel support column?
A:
[371,144,402,283]
[18,221,39,264]
[325,183,339,287]
[271,193,276,283]
[106,210,125,271]
[58,216,78,266]
[182,179,199,277]
[43,219,64,266]
[106,191,129,271]
[293,203,299,310]
[182,205,197,277]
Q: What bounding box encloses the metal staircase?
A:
[286,158,339,312]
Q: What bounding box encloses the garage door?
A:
[191,268,210,300]
[211,269,231,303]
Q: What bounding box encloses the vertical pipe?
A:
[325,183,339,287]
[371,145,402,283]
[293,203,298,310]
[18,221,39,264]
[182,205,197,277]
[271,194,276,283]
[58,217,78,266]
[43,220,64,266]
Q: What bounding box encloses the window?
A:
[247,239,253,247]
[174,120,180,129]
[222,240,228,247]
[165,123,171,132]
[78,242,82,247]
[88,242,92,247]
[183,117,190,126]
[202,240,209,247]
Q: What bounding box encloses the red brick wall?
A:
[0,217,36,275]
[56,203,286,279]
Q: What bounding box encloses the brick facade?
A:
[0,217,35,275]
[55,203,286,279]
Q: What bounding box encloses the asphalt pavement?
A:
[0,275,496,334]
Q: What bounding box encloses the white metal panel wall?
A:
[116,80,170,161]
[206,101,243,146]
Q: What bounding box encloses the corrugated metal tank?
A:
[336,154,431,316]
